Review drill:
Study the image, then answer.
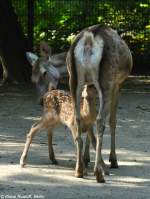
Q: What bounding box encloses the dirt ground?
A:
[0,77,150,199]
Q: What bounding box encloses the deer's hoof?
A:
[110,161,119,169]
[94,167,105,183]
[75,168,84,178]
[51,159,58,165]
[75,172,83,178]
[20,161,26,168]
[109,153,119,168]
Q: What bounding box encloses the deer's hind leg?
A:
[47,129,58,165]
[93,81,106,183]
[70,77,85,178]
[109,84,120,168]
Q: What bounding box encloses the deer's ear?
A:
[40,41,51,59]
[26,52,38,66]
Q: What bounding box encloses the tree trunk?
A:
[0,0,31,83]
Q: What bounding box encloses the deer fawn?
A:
[20,85,97,171]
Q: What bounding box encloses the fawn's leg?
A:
[87,127,96,150]
[47,129,58,165]
[20,121,45,167]
[83,134,90,167]
[83,127,96,167]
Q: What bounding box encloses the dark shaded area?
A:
[131,49,150,75]
[27,0,34,51]
[0,0,31,83]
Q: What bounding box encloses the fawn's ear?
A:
[26,52,39,66]
[40,41,51,59]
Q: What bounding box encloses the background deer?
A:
[26,42,68,103]
[66,24,133,182]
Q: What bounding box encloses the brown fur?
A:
[20,86,97,168]
[67,24,133,182]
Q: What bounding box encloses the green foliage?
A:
[12,0,150,70]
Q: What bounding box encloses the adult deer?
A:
[66,24,133,183]
[26,42,68,103]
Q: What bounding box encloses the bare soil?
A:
[0,77,150,199]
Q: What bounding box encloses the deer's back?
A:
[43,90,96,131]
[88,25,133,84]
